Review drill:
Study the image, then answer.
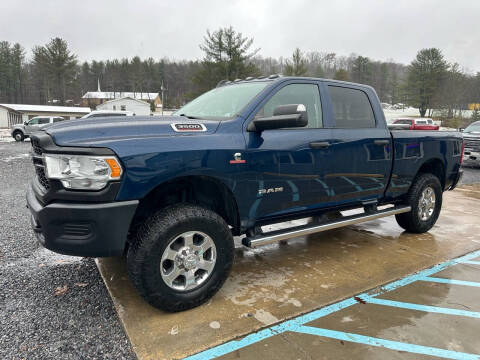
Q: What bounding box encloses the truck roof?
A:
[216,75,375,91]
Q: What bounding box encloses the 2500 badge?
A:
[171,123,207,132]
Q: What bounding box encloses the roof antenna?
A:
[97,78,101,92]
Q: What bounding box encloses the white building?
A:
[96,97,151,116]
[0,104,91,128]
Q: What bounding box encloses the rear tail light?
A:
[460,140,465,164]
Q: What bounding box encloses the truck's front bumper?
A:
[26,184,138,257]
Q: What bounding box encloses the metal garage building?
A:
[0,104,91,128]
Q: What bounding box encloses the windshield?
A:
[174,82,268,119]
[464,123,480,133]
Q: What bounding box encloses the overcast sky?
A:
[1,0,479,72]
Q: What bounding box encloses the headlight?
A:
[44,154,122,190]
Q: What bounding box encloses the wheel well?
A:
[416,159,445,189]
[129,176,241,237]
[13,129,23,135]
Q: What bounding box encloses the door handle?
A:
[309,141,329,149]
[374,140,390,146]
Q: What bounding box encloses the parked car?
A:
[462,120,480,167]
[26,76,463,312]
[81,110,135,118]
[11,116,65,141]
[389,118,439,130]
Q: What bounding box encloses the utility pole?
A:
[160,82,167,116]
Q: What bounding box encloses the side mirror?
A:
[248,104,308,132]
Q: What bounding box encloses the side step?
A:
[242,205,411,248]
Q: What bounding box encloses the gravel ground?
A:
[0,135,479,360]
[0,140,135,359]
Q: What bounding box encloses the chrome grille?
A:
[31,138,50,191]
[464,137,480,152]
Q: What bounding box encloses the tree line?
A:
[0,27,479,121]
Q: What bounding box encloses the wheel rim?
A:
[160,231,217,291]
[418,186,436,221]
[15,133,22,140]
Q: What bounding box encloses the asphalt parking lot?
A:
[1,138,480,360]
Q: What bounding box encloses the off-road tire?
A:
[127,203,234,312]
[13,131,24,142]
[395,173,442,233]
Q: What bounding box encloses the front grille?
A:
[31,138,50,191]
[464,136,480,152]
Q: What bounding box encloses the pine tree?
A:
[284,48,308,76]
[406,48,448,117]
[193,27,260,93]
[33,38,77,104]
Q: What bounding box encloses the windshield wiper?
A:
[178,113,200,119]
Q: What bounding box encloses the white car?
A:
[81,110,135,118]
[11,116,65,142]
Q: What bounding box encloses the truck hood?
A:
[44,116,221,147]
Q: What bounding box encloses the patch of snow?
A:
[0,128,14,142]
[0,153,30,162]
[168,325,179,335]
[254,309,279,325]
[209,321,221,329]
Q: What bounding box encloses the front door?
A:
[26,117,49,134]
[242,81,334,222]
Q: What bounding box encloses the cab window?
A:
[38,118,50,125]
[256,83,323,128]
[328,86,375,128]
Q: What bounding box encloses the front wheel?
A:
[395,173,442,233]
[127,203,234,312]
[13,131,24,142]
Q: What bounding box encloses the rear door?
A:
[320,83,392,205]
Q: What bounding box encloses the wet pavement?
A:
[208,251,480,360]
[97,185,480,360]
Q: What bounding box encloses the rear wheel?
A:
[127,203,234,312]
[13,131,24,142]
[395,173,442,233]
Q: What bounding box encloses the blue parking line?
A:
[293,326,480,360]
[462,260,480,265]
[420,277,480,288]
[365,297,480,318]
[184,248,480,360]
[185,297,360,360]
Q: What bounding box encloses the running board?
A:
[242,205,411,248]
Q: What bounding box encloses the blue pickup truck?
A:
[27,76,463,312]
